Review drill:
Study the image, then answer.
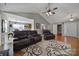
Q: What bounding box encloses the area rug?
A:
[21,40,72,56]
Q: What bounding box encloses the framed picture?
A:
[36,23,40,29]
[24,23,32,30]
[1,19,5,33]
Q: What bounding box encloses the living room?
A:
[0,3,79,56]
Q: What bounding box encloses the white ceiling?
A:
[0,3,79,24]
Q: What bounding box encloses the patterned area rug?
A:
[21,40,72,56]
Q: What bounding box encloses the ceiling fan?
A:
[41,3,58,16]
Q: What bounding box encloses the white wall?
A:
[0,11,1,46]
[63,21,77,37]
[7,13,49,28]
[4,12,49,34]
[48,24,53,33]
[77,20,79,38]
[3,13,34,32]
[53,24,57,34]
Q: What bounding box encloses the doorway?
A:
[57,24,62,35]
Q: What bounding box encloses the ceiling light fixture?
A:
[46,3,57,16]
[69,15,74,21]
[70,18,74,21]
[41,3,58,16]
[46,9,53,16]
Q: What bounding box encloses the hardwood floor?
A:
[14,51,25,56]
[55,34,79,56]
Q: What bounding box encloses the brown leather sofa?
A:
[42,30,55,40]
[13,30,42,51]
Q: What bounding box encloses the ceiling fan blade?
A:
[52,12,55,14]
[53,7,58,10]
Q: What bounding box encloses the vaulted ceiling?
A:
[0,3,79,24]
